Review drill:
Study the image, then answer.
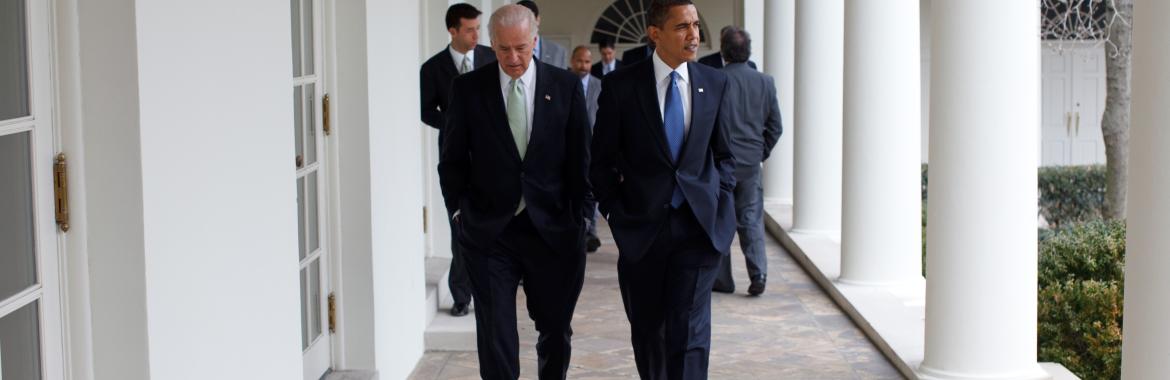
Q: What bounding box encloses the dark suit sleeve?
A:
[711,80,737,190]
[565,78,592,219]
[438,76,470,217]
[589,77,620,206]
[420,64,443,129]
[762,76,783,161]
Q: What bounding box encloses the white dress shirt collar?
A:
[449,44,475,71]
[652,49,690,91]
[498,59,538,139]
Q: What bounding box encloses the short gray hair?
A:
[489,4,538,43]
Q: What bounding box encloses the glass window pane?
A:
[307,172,319,253]
[309,260,321,341]
[290,0,302,77]
[293,86,304,167]
[302,0,314,75]
[0,300,42,380]
[299,268,308,350]
[0,0,30,121]
[297,177,306,261]
[0,132,37,301]
[304,83,316,166]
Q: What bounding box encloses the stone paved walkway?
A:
[409,220,904,379]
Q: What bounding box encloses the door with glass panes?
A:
[291,0,332,378]
[0,0,65,379]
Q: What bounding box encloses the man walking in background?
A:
[711,27,782,296]
[698,25,758,70]
[419,2,497,317]
[591,38,622,78]
[570,45,603,252]
[439,4,591,379]
[517,0,568,69]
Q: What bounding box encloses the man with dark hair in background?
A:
[711,26,782,296]
[570,45,604,252]
[591,38,622,78]
[698,25,758,70]
[516,0,568,69]
[591,0,736,378]
[419,2,497,317]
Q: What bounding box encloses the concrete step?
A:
[424,309,477,351]
[322,369,377,380]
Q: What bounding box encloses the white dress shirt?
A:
[449,45,475,72]
[652,50,692,136]
[499,58,537,140]
[603,59,616,75]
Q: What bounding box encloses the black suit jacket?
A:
[590,58,737,261]
[420,44,497,129]
[621,44,653,65]
[696,52,758,70]
[439,61,592,254]
[591,59,622,78]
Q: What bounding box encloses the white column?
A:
[918,1,1048,379]
[792,0,843,234]
[1122,1,1170,378]
[762,0,795,205]
[838,0,921,285]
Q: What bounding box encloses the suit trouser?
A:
[714,165,768,290]
[461,211,586,380]
[618,204,722,380]
[448,218,473,305]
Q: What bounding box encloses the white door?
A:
[291,0,332,378]
[0,0,65,379]
[1040,43,1107,166]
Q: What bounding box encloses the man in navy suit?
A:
[418,2,498,317]
[439,4,591,380]
[590,1,736,378]
[590,38,622,78]
[621,41,654,64]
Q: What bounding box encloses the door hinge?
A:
[54,153,70,232]
[327,292,337,334]
[322,94,332,136]
[423,206,428,233]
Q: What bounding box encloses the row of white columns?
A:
[758,0,1113,378]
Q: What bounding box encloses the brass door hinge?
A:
[322,94,332,136]
[423,206,428,233]
[327,292,336,334]
[53,153,70,232]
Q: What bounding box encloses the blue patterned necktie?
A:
[664,71,685,208]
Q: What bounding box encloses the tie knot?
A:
[670,71,680,82]
[510,78,523,89]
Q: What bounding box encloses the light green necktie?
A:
[507,78,528,214]
[460,56,471,74]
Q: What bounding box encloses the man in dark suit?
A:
[621,41,654,64]
[418,3,497,317]
[517,0,568,69]
[439,5,591,379]
[697,25,758,70]
[570,45,604,253]
[590,38,622,78]
[591,1,736,378]
[711,27,782,296]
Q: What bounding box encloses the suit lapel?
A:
[681,63,712,164]
[528,62,552,160]
[634,61,673,161]
[438,47,458,79]
[484,67,522,163]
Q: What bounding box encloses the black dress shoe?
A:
[712,284,735,294]
[748,278,766,296]
[450,302,470,317]
[586,236,602,253]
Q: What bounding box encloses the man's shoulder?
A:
[422,48,450,69]
[690,61,727,82]
[454,63,496,88]
[474,45,496,60]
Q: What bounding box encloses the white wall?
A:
[133,1,303,378]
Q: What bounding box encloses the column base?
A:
[916,363,1051,380]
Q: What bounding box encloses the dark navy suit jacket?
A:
[590,57,737,261]
[439,61,592,254]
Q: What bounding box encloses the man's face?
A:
[570,49,592,78]
[448,17,480,52]
[493,22,535,79]
[599,46,615,63]
[648,4,700,68]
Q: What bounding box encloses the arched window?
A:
[590,0,710,47]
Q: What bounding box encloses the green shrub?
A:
[1039,165,1107,228]
[1038,280,1123,380]
[1037,220,1126,380]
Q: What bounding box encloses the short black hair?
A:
[516,0,539,18]
[445,3,481,30]
[647,0,694,29]
[598,38,615,50]
[720,27,751,63]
